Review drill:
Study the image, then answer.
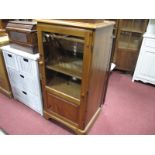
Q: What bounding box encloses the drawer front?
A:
[8,69,39,96]
[28,95,43,115]
[12,87,43,115]
[12,87,29,105]
[17,55,35,76]
[144,38,155,49]
[141,46,155,54]
[46,92,79,123]
[7,69,22,89]
[17,72,39,96]
[3,51,18,70]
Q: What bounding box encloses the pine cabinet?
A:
[37,19,114,134]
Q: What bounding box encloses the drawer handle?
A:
[20,74,24,78]
[8,54,12,57]
[23,58,28,62]
[22,91,27,95]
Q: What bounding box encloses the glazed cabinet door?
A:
[37,24,93,125]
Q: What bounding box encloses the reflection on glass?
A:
[118,31,142,50]
[43,32,84,100]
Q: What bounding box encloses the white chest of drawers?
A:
[133,20,155,85]
[133,34,155,84]
[1,45,43,115]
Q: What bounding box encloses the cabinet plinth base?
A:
[43,107,101,135]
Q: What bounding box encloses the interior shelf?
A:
[118,41,140,50]
[120,28,144,33]
[46,56,83,80]
[52,34,84,43]
[46,75,81,101]
[43,32,84,54]
[120,19,147,34]
[118,31,142,50]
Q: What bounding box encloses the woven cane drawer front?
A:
[144,38,155,49]
[3,51,18,70]
[12,87,43,115]
[17,55,35,76]
[7,68,39,96]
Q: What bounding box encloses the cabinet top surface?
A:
[36,19,115,29]
[1,45,39,60]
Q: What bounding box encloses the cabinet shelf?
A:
[120,28,144,34]
[118,31,142,51]
[46,76,81,102]
[46,56,82,80]
[118,41,140,51]
[119,19,147,34]
[51,34,84,43]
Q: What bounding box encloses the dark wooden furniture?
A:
[108,19,119,63]
[113,19,148,72]
[0,36,12,97]
[37,19,114,134]
[6,21,38,53]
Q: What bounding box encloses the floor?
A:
[0,71,155,135]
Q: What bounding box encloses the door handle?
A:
[38,61,43,65]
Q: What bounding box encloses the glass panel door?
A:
[42,32,84,102]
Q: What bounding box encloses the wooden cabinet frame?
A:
[37,20,114,134]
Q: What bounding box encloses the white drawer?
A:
[7,68,23,89]
[28,97,43,114]
[12,87,29,105]
[8,68,39,96]
[3,51,18,70]
[12,87,42,115]
[144,38,155,48]
[17,55,35,76]
[142,46,155,54]
[17,72,39,96]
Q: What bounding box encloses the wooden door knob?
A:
[38,61,43,65]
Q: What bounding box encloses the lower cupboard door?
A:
[46,92,79,124]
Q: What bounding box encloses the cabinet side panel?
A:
[0,49,12,96]
[85,26,113,125]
